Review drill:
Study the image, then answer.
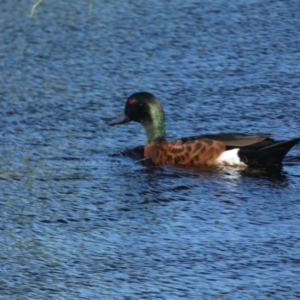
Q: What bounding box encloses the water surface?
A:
[1,0,300,299]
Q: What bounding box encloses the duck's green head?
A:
[109,92,166,143]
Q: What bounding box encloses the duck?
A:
[109,92,300,167]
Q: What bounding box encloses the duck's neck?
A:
[141,103,166,143]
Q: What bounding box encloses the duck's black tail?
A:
[239,138,300,166]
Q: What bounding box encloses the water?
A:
[1,0,300,299]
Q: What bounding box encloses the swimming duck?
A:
[109,92,300,167]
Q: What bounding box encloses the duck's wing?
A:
[180,134,274,149]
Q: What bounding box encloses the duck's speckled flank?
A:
[144,138,226,166]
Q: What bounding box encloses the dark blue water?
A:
[1,0,300,299]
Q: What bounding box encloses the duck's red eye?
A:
[128,98,135,105]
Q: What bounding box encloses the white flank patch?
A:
[216,148,246,166]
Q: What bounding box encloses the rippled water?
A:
[1,0,300,299]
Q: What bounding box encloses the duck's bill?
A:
[109,113,130,126]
